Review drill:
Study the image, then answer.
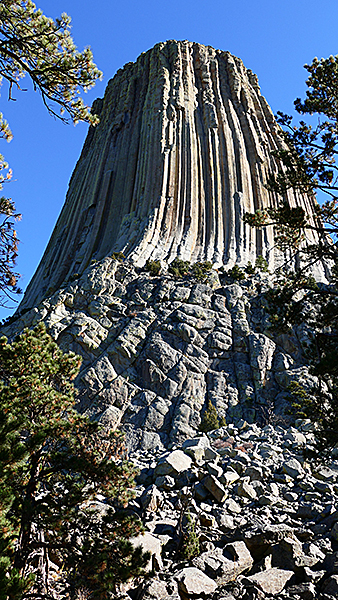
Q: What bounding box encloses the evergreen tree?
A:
[0,324,148,599]
[200,400,220,433]
[244,54,338,457]
[0,0,102,307]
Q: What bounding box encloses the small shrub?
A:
[245,261,256,275]
[200,400,220,432]
[168,258,191,278]
[69,272,81,281]
[219,415,227,427]
[180,512,200,559]
[145,259,161,276]
[227,265,246,281]
[111,252,125,262]
[255,255,269,272]
[190,261,213,281]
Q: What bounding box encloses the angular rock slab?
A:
[130,532,163,571]
[155,450,192,477]
[175,567,217,596]
[244,567,294,595]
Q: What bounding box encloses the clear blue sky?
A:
[1,0,338,320]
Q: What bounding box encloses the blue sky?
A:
[1,0,338,320]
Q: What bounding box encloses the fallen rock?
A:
[175,567,217,596]
[202,474,227,503]
[155,450,192,477]
[283,458,305,479]
[243,567,294,595]
[140,485,163,512]
[322,574,338,597]
[130,532,163,571]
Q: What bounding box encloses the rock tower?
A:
[3,41,321,450]
[4,42,337,600]
[20,40,319,312]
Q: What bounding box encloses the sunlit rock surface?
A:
[20,40,321,312]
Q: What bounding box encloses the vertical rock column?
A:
[20,40,320,311]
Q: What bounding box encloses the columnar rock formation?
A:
[20,40,319,312]
[3,43,338,599]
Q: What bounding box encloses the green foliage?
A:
[227,265,246,281]
[244,54,338,459]
[245,261,256,275]
[168,259,214,281]
[168,258,191,278]
[145,259,161,276]
[0,1,102,125]
[180,512,200,560]
[0,197,22,306]
[0,1,102,307]
[219,415,227,427]
[190,261,213,281]
[69,272,81,281]
[288,380,338,458]
[242,257,269,276]
[111,251,125,262]
[0,324,148,598]
[200,400,220,433]
[244,54,338,269]
[255,255,269,272]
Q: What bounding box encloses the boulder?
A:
[175,567,217,596]
[243,567,294,595]
[202,475,227,503]
[322,575,338,597]
[155,450,192,477]
[140,485,163,512]
[130,532,163,571]
[282,458,305,479]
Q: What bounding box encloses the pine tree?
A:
[244,54,338,458]
[0,1,102,307]
[0,324,148,599]
[200,400,220,433]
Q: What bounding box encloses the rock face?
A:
[1,259,321,453]
[1,40,336,600]
[20,40,321,312]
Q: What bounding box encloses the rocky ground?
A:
[126,421,338,600]
[2,259,337,598]
[1,257,320,451]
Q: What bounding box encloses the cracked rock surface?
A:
[1,259,319,452]
[2,260,336,598]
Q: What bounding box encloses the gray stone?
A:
[237,479,258,500]
[322,575,338,596]
[223,471,240,485]
[154,475,175,491]
[131,532,163,571]
[283,458,305,479]
[224,498,242,514]
[193,542,253,584]
[207,462,223,478]
[243,567,294,595]
[139,579,180,600]
[283,582,317,600]
[155,450,192,477]
[175,567,217,596]
[97,405,122,429]
[245,465,264,481]
[193,481,209,502]
[203,475,227,503]
[140,485,163,512]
